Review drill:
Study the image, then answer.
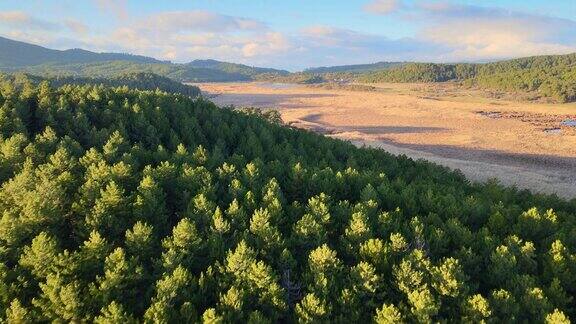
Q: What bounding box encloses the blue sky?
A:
[0,0,574,70]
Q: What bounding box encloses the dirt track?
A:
[198,82,576,199]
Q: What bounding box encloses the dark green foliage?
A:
[0,79,574,322]
[359,53,576,102]
[48,73,201,97]
[6,60,289,83]
[360,62,476,83]
[471,54,576,103]
[185,59,289,79]
[1,72,200,98]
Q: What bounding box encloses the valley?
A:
[0,2,575,319]
[201,82,576,198]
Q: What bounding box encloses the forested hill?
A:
[2,72,200,97]
[0,78,574,322]
[187,59,289,77]
[358,53,576,102]
[0,36,161,68]
[12,60,289,83]
[0,36,288,82]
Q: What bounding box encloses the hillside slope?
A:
[359,54,576,102]
[0,79,574,322]
[12,60,288,83]
[0,36,161,67]
[187,59,289,77]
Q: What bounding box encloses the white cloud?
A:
[93,0,128,20]
[0,11,59,30]
[65,20,89,34]
[301,26,387,49]
[292,25,448,68]
[242,32,291,57]
[133,11,265,33]
[0,11,29,23]
[363,0,402,15]
[414,3,576,61]
[425,20,576,61]
[301,25,437,52]
[85,11,287,64]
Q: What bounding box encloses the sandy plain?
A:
[198,82,576,199]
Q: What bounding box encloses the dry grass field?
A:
[198,82,576,198]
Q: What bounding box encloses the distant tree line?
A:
[359,54,576,102]
[48,73,201,97]
[255,72,327,84]
[1,72,201,98]
[304,62,403,74]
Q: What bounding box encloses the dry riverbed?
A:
[197,82,576,199]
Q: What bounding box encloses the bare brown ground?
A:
[197,82,576,199]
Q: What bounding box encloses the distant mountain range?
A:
[0,36,289,82]
[0,36,407,82]
[0,36,162,67]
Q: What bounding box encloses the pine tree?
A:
[295,293,329,323]
[545,309,570,324]
[249,208,282,252]
[161,218,203,272]
[144,266,196,323]
[94,301,136,324]
[19,232,59,279]
[407,288,439,323]
[85,181,130,238]
[374,303,403,324]
[306,244,342,300]
[202,308,224,324]
[133,175,168,233]
[462,294,491,322]
[430,257,467,298]
[5,299,30,324]
[103,131,129,163]
[92,247,144,312]
[33,274,85,322]
[343,211,372,256]
[294,194,331,248]
[125,222,155,261]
